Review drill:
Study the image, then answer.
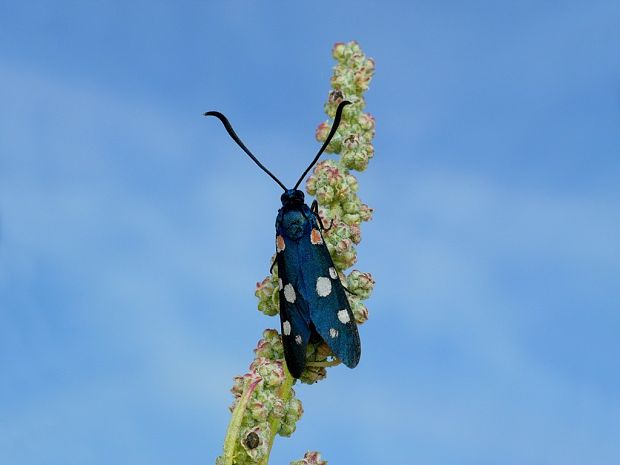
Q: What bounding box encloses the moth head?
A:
[281,189,305,206]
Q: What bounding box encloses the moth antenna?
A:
[204,111,287,191]
[293,100,351,190]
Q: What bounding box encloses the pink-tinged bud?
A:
[351,298,369,324]
[255,276,273,298]
[332,42,346,60]
[358,112,375,132]
[342,146,370,171]
[333,238,357,269]
[249,398,269,422]
[270,395,286,419]
[255,274,279,316]
[315,121,330,142]
[230,375,245,398]
[254,339,271,359]
[349,224,361,244]
[359,203,373,221]
[330,71,351,91]
[291,451,328,465]
[347,270,375,299]
[253,328,284,360]
[278,421,296,437]
[256,359,285,387]
[306,175,317,195]
[315,185,335,204]
[345,174,359,192]
[323,218,350,244]
[286,396,304,420]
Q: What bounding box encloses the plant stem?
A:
[258,366,295,465]
[222,379,261,465]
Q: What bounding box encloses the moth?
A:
[205,101,360,378]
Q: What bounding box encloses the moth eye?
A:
[316,277,332,297]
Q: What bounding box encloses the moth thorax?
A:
[283,212,305,240]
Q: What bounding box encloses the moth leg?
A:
[343,285,359,297]
[311,200,334,231]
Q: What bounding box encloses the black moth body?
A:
[205,101,360,378]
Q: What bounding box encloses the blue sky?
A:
[1,1,619,464]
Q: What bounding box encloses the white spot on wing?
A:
[337,309,350,324]
[278,278,283,291]
[316,277,332,297]
[329,328,338,338]
[284,283,296,303]
[329,267,337,279]
[295,335,302,345]
[282,320,291,335]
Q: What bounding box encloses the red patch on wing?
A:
[276,235,286,252]
[310,229,323,245]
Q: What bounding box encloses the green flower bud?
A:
[349,296,369,324]
[349,224,361,244]
[255,275,279,316]
[359,203,373,221]
[358,112,375,134]
[230,375,245,399]
[315,121,330,143]
[278,421,296,437]
[254,329,284,360]
[248,398,269,422]
[342,144,372,171]
[250,358,285,387]
[285,396,304,422]
[333,238,357,269]
[274,395,288,418]
[332,42,347,61]
[347,270,375,300]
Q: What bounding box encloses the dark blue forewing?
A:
[275,214,312,378]
[298,215,361,369]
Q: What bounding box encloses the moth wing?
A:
[300,220,361,368]
[276,230,311,379]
